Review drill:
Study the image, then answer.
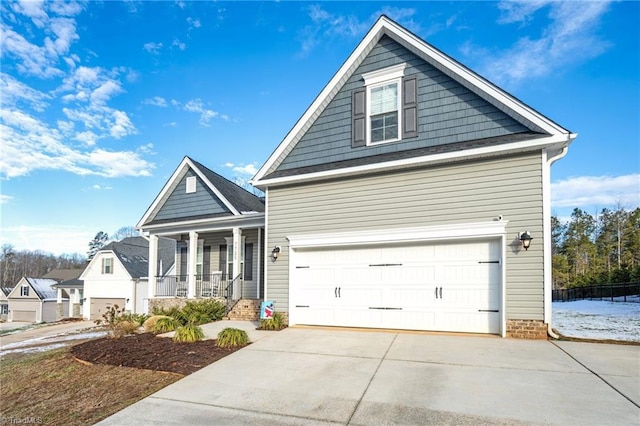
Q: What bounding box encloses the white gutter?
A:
[543,141,572,339]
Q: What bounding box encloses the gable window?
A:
[369,81,399,143]
[186,176,196,193]
[353,63,418,148]
[102,258,114,274]
[20,286,29,296]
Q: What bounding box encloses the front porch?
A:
[146,224,266,311]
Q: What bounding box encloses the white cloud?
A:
[183,98,222,126]
[1,72,50,111]
[90,80,123,105]
[0,0,154,181]
[143,41,163,54]
[187,17,201,29]
[109,110,136,139]
[299,5,419,55]
[143,96,168,107]
[466,1,612,87]
[1,194,14,204]
[171,38,186,51]
[163,122,177,127]
[224,162,258,176]
[551,174,640,209]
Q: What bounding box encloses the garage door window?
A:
[20,286,29,296]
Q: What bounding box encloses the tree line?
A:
[0,244,86,288]
[1,226,138,288]
[552,205,640,288]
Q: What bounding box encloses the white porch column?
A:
[68,289,74,317]
[232,227,242,298]
[188,231,198,298]
[57,288,62,303]
[148,235,158,302]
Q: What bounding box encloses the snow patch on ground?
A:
[0,330,107,357]
[553,300,640,342]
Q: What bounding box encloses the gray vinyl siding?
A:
[267,152,544,320]
[277,36,531,172]
[153,171,230,222]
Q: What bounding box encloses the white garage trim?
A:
[287,221,508,248]
[287,221,508,336]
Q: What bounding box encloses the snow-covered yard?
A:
[552,298,640,342]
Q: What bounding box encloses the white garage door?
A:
[290,239,502,334]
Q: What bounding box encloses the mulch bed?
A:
[71,333,246,375]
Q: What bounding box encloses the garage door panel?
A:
[12,310,37,322]
[291,239,502,334]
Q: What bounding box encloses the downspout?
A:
[545,143,571,339]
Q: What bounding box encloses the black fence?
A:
[553,282,640,303]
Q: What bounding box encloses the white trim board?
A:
[287,221,509,248]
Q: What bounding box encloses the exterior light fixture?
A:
[272,246,281,260]
[519,231,533,251]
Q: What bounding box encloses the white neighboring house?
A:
[81,236,175,320]
[7,278,68,323]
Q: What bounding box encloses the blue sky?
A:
[1,1,638,256]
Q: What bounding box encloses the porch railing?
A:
[154,274,244,299]
[226,273,243,313]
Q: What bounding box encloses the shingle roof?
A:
[100,236,175,279]
[43,269,83,282]
[1,287,13,297]
[25,278,59,300]
[189,158,265,213]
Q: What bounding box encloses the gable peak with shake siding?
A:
[137,156,265,229]
[252,15,576,187]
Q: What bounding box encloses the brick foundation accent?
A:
[56,303,64,320]
[506,319,548,339]
[72,303,81,317]
[227,299,261,321]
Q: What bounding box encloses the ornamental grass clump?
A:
[152,316,181,334]
[216,328,249,348]
[173,324,205,343]
[259,312,287,331]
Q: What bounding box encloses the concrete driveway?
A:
[100,327,640,425]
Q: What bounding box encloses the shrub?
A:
[143,315,172,333]
[122,313,149,326]
[173,324,205,343]
[259,312,287,330]
[216,328,249,348]
[113,320,139,338]
[96,304,136,338]
[151,305,182,318]
[152,316,181,334]
[177,300,226,325]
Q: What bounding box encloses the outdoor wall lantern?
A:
[272,246,281,260]
[519,231,533,251]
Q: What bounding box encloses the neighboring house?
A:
[7,278,67,323]
[1,287,12,321]
[250,16,575,338]
[81,237,175,320]
[137,157,265,311]
[44,269,84,319]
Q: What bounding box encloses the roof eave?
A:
[253,133,573,189]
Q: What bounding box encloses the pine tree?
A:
[87,231,109,261]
